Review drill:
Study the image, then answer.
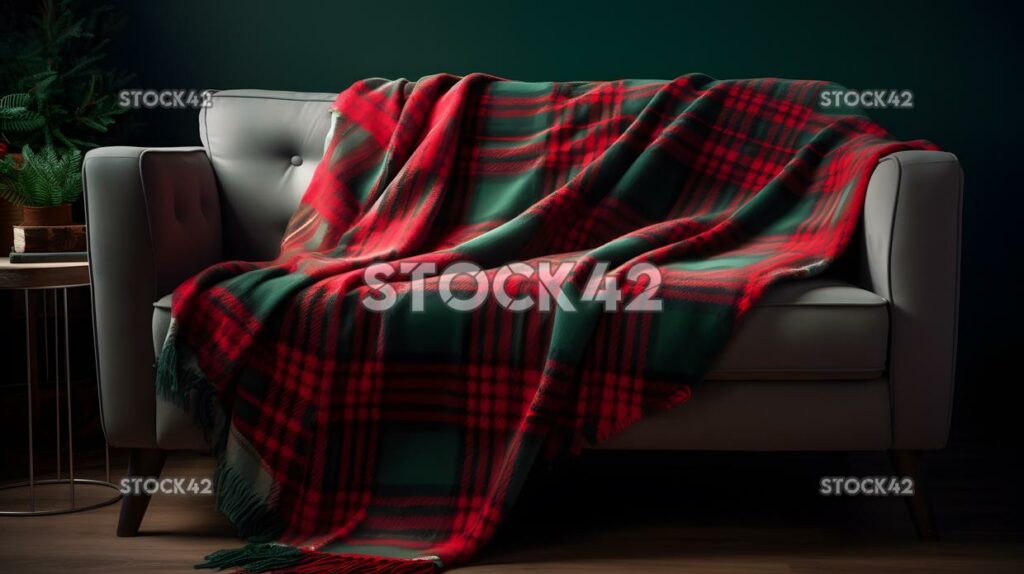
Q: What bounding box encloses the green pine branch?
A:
[0,0,129,153]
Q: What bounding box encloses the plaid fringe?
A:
[198,543,439,574]
[155,325,187,408]
[198,543,304,572]
[213,460,284,543]
[156,323,226,445]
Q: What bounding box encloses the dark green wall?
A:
[107,0,1022,441]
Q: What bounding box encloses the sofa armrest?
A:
[862,150,963,449]
[84,147,222,448]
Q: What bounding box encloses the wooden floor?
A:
[1,450,1023,573]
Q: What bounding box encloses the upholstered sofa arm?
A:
[84,147,223,448]
[862,150,963,450]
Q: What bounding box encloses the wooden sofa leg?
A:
[116,448,167,537]
[890,450,937,541]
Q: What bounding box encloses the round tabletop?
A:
[0,257,90,290]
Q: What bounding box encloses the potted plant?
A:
[0,0,128,246]
[0,144,82,225]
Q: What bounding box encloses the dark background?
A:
[99,0,1022,447]
[2,0,1022,539]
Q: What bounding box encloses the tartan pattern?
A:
[158,73,933,572]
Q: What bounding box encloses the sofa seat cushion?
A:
[708,279,888,380]
[151,278,888,382]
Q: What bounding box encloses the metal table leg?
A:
[0,287,122,516]
[25,290,34,512]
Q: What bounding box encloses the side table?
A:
[0,256,121,515]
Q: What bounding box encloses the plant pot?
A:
[21,204,73,226]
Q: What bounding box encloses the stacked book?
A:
[9,224,88,263]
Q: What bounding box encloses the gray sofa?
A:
[83,90,963,537]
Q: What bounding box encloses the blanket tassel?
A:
[198,543,439,574]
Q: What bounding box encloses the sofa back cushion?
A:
[199,90,334,260]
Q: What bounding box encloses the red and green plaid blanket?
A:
[157,73,932,573]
